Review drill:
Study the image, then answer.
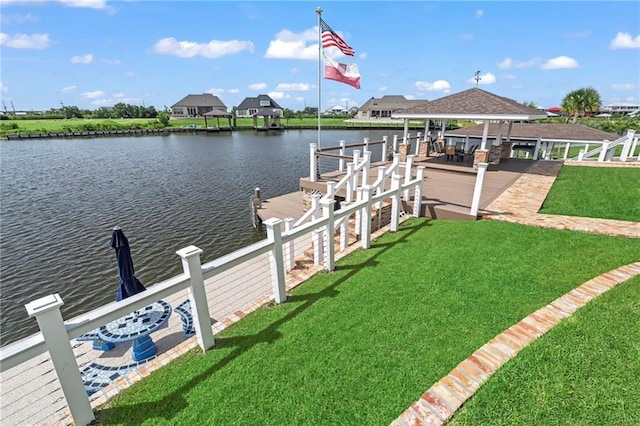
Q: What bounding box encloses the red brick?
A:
[521,316,551,335]
[483,341,513,361]
[431,381,465,410]
[467,354,494,375]
[551,299,578,315]
[442,375,474,400]
[450,367,482,390]
[494,333,524,351]
[472,350,500,373]
[421,391,453,421]
[458,359,489,382]
[399,409,421,426]
[504,327,530,347]
[511,324,537,342]
[576,284,601,297]
[530,312,557,327]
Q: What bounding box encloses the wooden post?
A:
[321,198,335,271]
[25,294,95,426]
[390,174,402,232]
[309,143,317,183]
[284,217,295,270]
[470,163,488,217]
[264,218,287,303]
[177,245,215,350]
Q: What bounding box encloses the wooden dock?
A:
[258,157,534,222]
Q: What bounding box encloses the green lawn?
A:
[540,166,640,222]
[449,274,640,426]
[95,219,640,425]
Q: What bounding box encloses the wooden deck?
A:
[258,157,535,222]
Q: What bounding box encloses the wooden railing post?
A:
[361,185,373,249]
[264,218,287,303]
[25,294,95,426]
[309,143,317,183]
[470,163,488,217]
[321,198,335,271]
[382,135,388,161]
[413,166,425,218]
[284,217,295,270]
[177,245,215,351]
[390,174,402,232]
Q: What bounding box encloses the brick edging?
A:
[391,262,640,426]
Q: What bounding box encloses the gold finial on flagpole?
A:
[316,6,323,15]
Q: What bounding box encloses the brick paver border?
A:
[390,262,640,426]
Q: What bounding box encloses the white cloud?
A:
[405,94,415,100]
[291,67,300,74]
[264,27,330,60]
[112,92,126,98]
[466,72,496,85]
[228,88,240,94]
[124,71,135,77]
[151,37,254,58]
[57,0,109,9]
[61,85,76,93]
[497,57,540,69]
[359,52,368,60]
[611,83,636,91]
[475,10,484,18]
[0,80,7,93]
[268,91,289,100]
[249,83,267,90]
[458,33,474,41]
[504,74,517,80]
[415,80,451,93]
[610,32,640,49]
[275,82,310,91]
[80,90,105,99]
[540,56,579,70]
[70,54,94,64]
[205,88,224,96]
[0,32,50,49]
[379,86,388,92]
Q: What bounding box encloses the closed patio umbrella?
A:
[110,227,146,301]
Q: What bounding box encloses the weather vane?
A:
[474,70,481,87]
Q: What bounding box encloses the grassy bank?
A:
[95,219,640,425]
[540,165,640,222]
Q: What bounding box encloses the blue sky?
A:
[1,0,639,112]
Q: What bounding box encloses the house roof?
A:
[446,123,619,141]
[172,93,227,109]
[359,95,427,112]
[392,88,547,121]
[236,94,283,110]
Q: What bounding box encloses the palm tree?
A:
[561,87,602,123]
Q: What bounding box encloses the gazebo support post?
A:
[474,121,491,169]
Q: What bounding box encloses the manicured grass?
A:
[0,118,162,134]
[449,274,640,426]
[95,219,640,425]
[539,166,640,222]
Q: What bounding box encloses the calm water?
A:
[0,129,390,346]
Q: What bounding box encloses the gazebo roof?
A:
[446,123,619,141]
[253,108,282,117]
[202,110,231,117]
[392,88,547,121]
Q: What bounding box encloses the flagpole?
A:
[316,6,323,150]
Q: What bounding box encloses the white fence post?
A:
[533,138,541,160]
[321,198,335,271]
[364,137,369,153]
[354,187,363,237]
[326,181,336,200]
[403,155,414,201]
[312,229,323,266]
[309,143,317,183]
[621,130,636,162]
[284,217,295,270]
[598,141,610,162]
[563,142,571,160]
[25,294,95,426]
[264,218,287,303]
[361,185,373,249]
[470,163,489,217]
[391,174,402,232]
[413,166,425,217]
[345,162,355,202]
[361,150,371,186]
[339,140,346,171]
[339,201,350,251]
[415,132,421,155]
[382,136,388,161]
[177,245,215,351]
[393,134,399,153]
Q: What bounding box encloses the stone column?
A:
[399,143,411,162]
[418,140,429,157]
[473,149,489,169]
[501,141,512,159]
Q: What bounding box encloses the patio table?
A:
[97,300,172,362]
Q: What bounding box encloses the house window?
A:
[173,108,184,115]
[259,100,271,107]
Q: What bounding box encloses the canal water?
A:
[0,129,393,346]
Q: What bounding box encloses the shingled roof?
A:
[172,93,226,109]
[446,123,619,141]
[359,95,427,112]
[392,88,547,121]
[236,94,282,110]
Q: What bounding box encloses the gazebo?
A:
[252,108,283,130]
[392,88,547,166]
[202,110,232,130]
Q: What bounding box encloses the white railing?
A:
[0,169,425,426]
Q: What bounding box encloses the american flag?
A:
[320,18,355,56]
